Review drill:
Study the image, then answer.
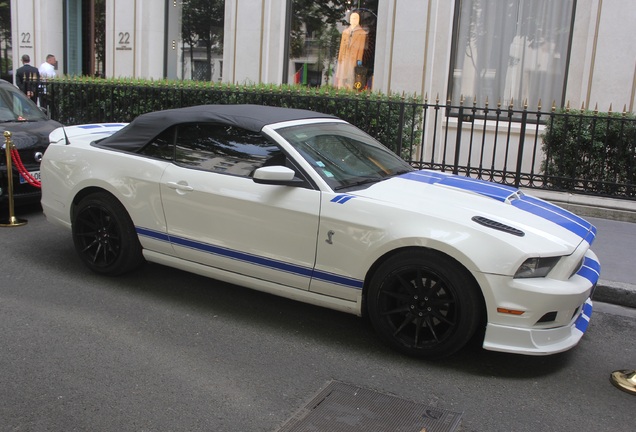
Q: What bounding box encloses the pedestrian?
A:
[38,54,57,78]
[38,54,57,108]
[15,54,40,103]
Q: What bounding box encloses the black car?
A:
[0,79,62,207]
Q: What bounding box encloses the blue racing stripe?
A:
[511,198,595,243]
[136,227,363,290]
[575,298,593,333]
[577,257,601,285]
[136,226,171,242]
[331,195,356,204]
[400,170,596,243]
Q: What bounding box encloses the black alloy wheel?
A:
[72,192,144,276]
[368,249,482,359]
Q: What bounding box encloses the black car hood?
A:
[0,119,63,150]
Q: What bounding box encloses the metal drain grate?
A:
[277,380,462,432]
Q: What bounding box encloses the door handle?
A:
[166,181,194,192]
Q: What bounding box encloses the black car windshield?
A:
[0,85,48,122]
[276,122,413,190]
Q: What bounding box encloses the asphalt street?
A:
[1,206,634,432]
[585,217,636,308]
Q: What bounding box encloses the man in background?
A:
[38,54,57,108]
[39,54,57,78]
[15,54,39,103]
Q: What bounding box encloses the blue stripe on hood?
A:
[400,170,596,244]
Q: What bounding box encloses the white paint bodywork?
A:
[41,121,600,355]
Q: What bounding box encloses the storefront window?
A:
[287,1,377,90]
[180,0,225,81]
[449,0,575,109]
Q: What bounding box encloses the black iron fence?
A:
[45,79,636,200]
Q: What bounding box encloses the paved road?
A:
[585,217,636,307]
[587,216,636,286]
[1,207,634,432]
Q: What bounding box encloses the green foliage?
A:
[48,77,422,160]
[542,109,636,196]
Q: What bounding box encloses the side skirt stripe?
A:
[136,227,363,290]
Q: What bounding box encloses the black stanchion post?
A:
[1,131,28,227]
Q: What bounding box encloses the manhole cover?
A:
[277,380,462,432]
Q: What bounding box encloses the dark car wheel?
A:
[72,192,144,276]
[367,249,483,359]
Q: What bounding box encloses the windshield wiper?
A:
[334,177,384,191]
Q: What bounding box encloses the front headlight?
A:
[514,257,561,279]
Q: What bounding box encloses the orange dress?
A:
[335,26,367,89]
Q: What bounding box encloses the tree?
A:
[0,1,11,78]
[181,0,225,81]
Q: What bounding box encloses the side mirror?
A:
[253,166,303,186]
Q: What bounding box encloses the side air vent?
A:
[472,216,525,237]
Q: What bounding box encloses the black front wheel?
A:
[72,192,144,276]
[367,249,483,359]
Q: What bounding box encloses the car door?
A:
[159,122,321,290]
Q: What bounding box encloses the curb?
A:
[523,189,636,224]
[593,281,636,309]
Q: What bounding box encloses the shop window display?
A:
[288,1,377,90]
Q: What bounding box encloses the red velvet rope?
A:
[10,148,41,188]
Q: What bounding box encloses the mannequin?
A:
[334,12,367,89]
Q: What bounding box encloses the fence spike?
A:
[537,99,542,111]
[485,96,489,107]
[566,101,570,113]
[523,98,528,110]
[581,102,586,110]
[608,103,613,114]
[436,93,440,104]
[624,104,628,116]
[460,94,464,105]
[594,103,598,115]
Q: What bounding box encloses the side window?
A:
[174,123,283,177]
[141,127,175,160]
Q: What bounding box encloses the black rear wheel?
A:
[367,249,482,359]
[72,192,144,275]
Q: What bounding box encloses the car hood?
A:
[0,119,63,150]
[352,170,596,252]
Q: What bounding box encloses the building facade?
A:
[10,0,636,112]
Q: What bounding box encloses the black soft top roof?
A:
[96,104,337,152]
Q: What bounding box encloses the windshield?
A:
[0,85,48,122]
[276,122,413,190]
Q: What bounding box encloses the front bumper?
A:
[479,249,599,355]
[483,298,593,355]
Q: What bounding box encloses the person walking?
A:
[38,54,57,78]
[38,54,57,108]
[15,54,40,103]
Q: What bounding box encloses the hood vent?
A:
[472,216,525,237]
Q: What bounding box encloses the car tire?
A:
[367,249,483,359]
[72,192,144,276]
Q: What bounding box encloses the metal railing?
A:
[45,80,636,200]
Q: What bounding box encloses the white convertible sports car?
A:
[41,105,600,358]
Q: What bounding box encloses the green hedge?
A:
[542,109,636,196]
[48,77,422,159]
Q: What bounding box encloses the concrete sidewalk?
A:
[527,190,636,309]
